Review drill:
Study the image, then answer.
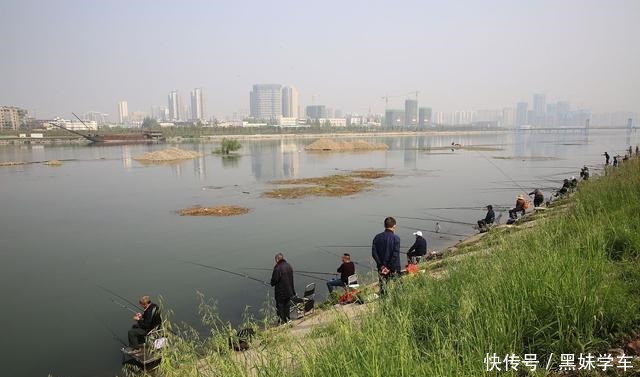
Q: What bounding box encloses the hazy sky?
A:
[1,0,639,119]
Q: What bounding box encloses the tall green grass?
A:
[151,158,640,377]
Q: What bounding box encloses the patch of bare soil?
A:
[178,205,250,216]
[0,161,25,167]
[45,160,62,166]
[134,147,203,162]
[304,138,388,151]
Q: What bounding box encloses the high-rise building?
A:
[532,93,546,126]
[404,99,418,126]
[306,105,327,120]
[151,106,169,121]
[502,108,516,128]
[418,107,432,128]
[0,106,27,131]
[281,86,299,118]
[516,102,528,127]
[385,109,404,128]
[168,90,181,121]
[249,84,282,121]
[117,101,128,124]
[190,88,205,121]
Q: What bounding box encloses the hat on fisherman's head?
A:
[412,231,423,237]
[517,194,524,200]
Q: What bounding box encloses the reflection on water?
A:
[249,139,300,180]
[221,154,241,168]
[0,130,639,377]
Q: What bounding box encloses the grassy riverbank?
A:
[152,157,640,377]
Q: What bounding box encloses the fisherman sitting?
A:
[326,253,356,294]
[406,231,427,264]
[580,166,589,180]
[507,195,527,224]
[477,205,495,232]
[528,189,544,208]
[556,179,571,197]
[570,176,578,189]
[125,296,161,353]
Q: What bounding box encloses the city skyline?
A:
[1,0,639,120]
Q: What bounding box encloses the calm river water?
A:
[0,129,637,377]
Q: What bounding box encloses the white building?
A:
[190,88,205,121]
[117,101,129,124]
[282,86,299,118]
[45,118,98,131]
[318,118,347,127]
[168,90,181,121]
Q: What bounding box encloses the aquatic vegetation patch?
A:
[178,205,250,216]
[0,161,25,167]
[492,155,561,161]
[45,160,62,166]
[264,169,391,199]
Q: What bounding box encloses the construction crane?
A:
[382,91,421,109]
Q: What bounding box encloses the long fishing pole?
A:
[179,260,271,287]
[296,272,332,282]
[244,267,337,276]
[316,247,374,269]
[96,284,140,311]
[91,311,128,347]
[394,216,475,226]
[474,151,530,196]
[109,297,138,314]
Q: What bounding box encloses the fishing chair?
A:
[121,309,166,371]
[290,283,316,319]
[345,274,359,291]
[121,328,167,371]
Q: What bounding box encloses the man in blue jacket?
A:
[372,217,401,296]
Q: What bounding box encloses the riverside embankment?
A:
[153,156,640,377]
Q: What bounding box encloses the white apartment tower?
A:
[168,90,181,121]
[190,88,205,121]
[117,101,129,124]
[281,86,299,118]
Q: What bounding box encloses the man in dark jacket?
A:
[477,205,495,232]
[406,231,427,264]
[603,152,610,165]
[270,253,295,324]
[372,217,401,295]
[528,189,544,207]
[325,253,356,293]
[127,296,161,351]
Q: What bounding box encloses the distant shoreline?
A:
[0,127,617,145]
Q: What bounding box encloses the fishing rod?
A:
[244,267,337,276]
[316,247,374,269]
[109,297,138,314]
[96,284,141,312]
[178,259,271,287]
[296,272,332,282]
[395,216,475,226]
[91,311,128,347]
[403,225,468,238]
[474,151,530,196]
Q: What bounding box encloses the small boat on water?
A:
[50,114,165,144]
[87,130,165,144]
